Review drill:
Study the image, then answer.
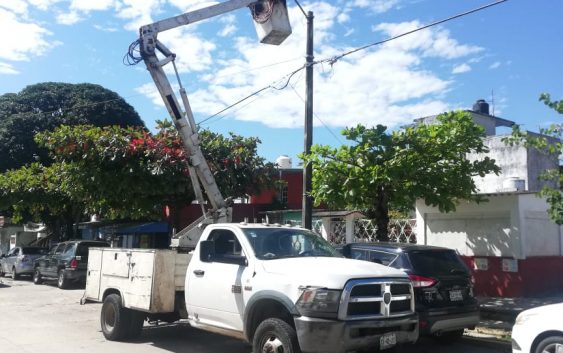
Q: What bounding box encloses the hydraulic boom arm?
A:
[136,0,291,248]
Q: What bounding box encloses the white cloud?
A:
[27,0,63,11]
[350,0,401,14]
[0,62,19,75]
[489,61,501,69]
[94,24,119,32]
[56,11,82,25]
[159,27,217,73]
[168,0,219,13]
[374,21,483,59]
[218,14,237,37]
[115,0,165,31]
[70,0,115,12]
[0,0,28,14]
[0,8,59,61]
[452,63,471,74]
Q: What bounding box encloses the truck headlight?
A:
[296,287,341,319]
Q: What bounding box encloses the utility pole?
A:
[302,10,314,230]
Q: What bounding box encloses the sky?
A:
[1,0,562,165]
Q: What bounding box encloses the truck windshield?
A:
[242,228,342,260]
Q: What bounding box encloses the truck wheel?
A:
[127,310,145,339]
[253,318,301,353]
[534,335,563,353]
[12,267,19,280]
[101,294,131,341]
[33,269,43,284]
[57,270,68,289]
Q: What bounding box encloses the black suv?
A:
[337,242,479,341]
[33,240,109,289]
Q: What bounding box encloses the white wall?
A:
[518,194,562,257]
[416,194,563,259]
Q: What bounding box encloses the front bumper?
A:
[294,314,418,353]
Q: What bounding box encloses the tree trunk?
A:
[371,186,390,242]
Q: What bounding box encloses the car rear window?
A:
[407,250,469,276]
[22,247,48,255]
[76,242,109,257]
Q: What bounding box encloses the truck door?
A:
[187,229,252,332]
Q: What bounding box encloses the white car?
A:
[512,303,563,353]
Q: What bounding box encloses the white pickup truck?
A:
[82,223,418,352]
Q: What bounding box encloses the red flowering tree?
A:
[32,121,275,222]
[0,121,275,239]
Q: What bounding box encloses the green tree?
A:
[302,111,500,241]
[0,82,144,172]
[504,93,563,224]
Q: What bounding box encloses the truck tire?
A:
[253,318,301,353]
[127,310,145,339]
[33,269,43,284]
[101,294,131,341]
[534,335,563,353]
[57,269,68,289]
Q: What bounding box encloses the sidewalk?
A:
[464,295,563,343]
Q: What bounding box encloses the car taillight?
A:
[70,258,78,269]
[408,274,437,288]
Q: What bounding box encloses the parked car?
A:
[33,240,109,289]
[511,303,563,353]
[0,246,48,279]
[336,242,479,341]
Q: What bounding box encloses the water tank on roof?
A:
[276,155,292,169]
[473,99,490,115]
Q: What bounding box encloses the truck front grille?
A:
[339,278,415,320]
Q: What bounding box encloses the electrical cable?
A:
[288,83,344,144]
[320,0,508,66]
[198,64,306,126]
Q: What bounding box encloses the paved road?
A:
[0,277,510,353]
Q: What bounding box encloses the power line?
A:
[320,0,509,66]
[288,83,344,144]
[198,64,306,125]
[207,56,303,80]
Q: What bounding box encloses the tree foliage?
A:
[503,93,563,224]
[0,82,144,172]
[0,121,275,239]
[302,111,500,241]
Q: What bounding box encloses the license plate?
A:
[380,333,397,350]
[449,290,463,301]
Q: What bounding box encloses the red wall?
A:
[462,256,563,297]
[251,169,303,209]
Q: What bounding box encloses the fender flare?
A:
[243,290,300,340]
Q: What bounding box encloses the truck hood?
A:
[260,256,407,289]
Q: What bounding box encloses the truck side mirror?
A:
[200,240,215,262]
